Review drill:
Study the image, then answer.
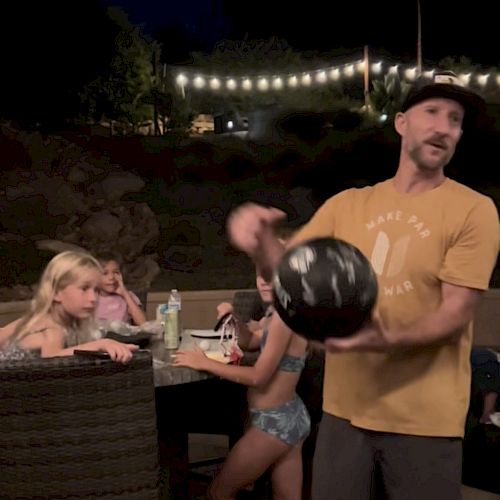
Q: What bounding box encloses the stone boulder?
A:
[0,124,161,300]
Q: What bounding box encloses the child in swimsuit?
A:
[174,265,310,499]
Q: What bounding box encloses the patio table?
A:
[150,330,250,499]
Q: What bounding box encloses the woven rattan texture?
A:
[0,351,159,499]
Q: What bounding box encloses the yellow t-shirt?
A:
[293,178,499,437]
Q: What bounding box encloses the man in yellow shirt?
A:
[227,71,499,499]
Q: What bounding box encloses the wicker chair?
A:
[0,351,159,499]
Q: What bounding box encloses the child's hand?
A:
[216,302,233,319]
[114,272,128,297]
[173,345,209,370]
[100,338,138,363]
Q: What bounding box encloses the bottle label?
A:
[164,309,179,349]
[156,304,168,321]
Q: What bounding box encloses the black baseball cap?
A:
[401,70,485,126]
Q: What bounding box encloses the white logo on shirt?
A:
[366,212,432,297]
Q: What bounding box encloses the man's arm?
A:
[227,203,287,281]
[323,282,483,352]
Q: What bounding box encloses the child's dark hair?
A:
[94,251,122,267]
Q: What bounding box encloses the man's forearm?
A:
[388,288,480,348]
[253,228,286,282]
[389,313,465,348]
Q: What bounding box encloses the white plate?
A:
[176,340,231,364]
[205,351,231,364]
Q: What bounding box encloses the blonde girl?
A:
[0,251,137,363]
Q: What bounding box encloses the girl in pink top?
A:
[95,253,146,326]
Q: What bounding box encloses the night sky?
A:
[0,0,497,126]
[100,0,498,66]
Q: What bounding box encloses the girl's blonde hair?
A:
[11,251,102,345]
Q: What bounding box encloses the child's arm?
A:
[236,316,266,351]
[16,325,138,363]
[39,327,138,363]
[174,313,294,388]
[216,302,234,319]
[115,274,146,325]
[216,305,267,352]
[0,319,21,347]
[121,290,147,326]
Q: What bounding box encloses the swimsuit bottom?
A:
[250,393,311,446]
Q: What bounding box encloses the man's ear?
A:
[394,111,406,136]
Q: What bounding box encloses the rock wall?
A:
[0,123,318,301]
[0,124,160,300]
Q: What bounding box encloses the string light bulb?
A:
[209,78,221,90]
[477,74,489,86]
[193,76,205,89]
[242,78,252,91]
[257,78,269,91]
[404,68,417,80]
[344,64,354,77]
[301,73,312,86]
[316,71,327,83]
[329,68,340,80]
[272,77,284,90]
[173,57,497,95]
[176,74,188,86]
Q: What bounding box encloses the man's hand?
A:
[319,316,392,353]
[227,203,286,256]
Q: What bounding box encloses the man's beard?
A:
[409,143,452,172]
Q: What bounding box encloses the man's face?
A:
[396,97,464,172]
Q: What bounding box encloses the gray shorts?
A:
[312,413,462,500]
[250,394,311,446]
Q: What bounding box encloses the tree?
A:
[81,8,159,132]
[370,74,411,117]
[178,37,354,117]
[438,56,478,75]
[438,56,500,104]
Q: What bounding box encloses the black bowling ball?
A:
[272,237,378,341]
